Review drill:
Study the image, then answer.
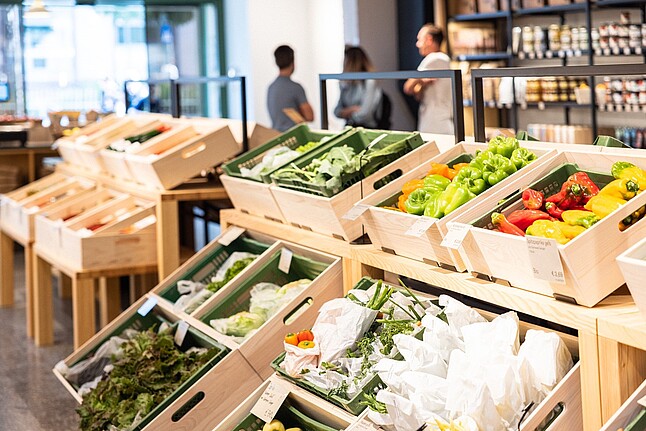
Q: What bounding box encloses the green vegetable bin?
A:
[153,230,272,309]
[221,123,347,184]
[194,242,343,379]
[233,401,338,431]
[271,128,424,198]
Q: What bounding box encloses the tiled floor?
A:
[0,249,79,431]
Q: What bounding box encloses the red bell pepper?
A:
[506,209,552,231]
[491,212,526,236]
[545,202,564,220]
[522,189,544,210]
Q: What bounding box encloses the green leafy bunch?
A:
[206,257,255,293]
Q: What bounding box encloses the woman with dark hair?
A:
[334,46,386,129]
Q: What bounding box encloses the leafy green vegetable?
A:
[377,319,415,355]
[206,257,255,293]
[77,328,219,431]
[215,311,265,337]
[360,392,388,414]
[295,140,320,153]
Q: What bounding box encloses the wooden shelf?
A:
[451,10,509,21]
[515,3,587,15]
[454,52,512,61]
[598,308,646,352]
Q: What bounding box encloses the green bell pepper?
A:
[404,187,438,215]
[482,154,517,186]
[453,166,487,195]
[423,174,451,192]
[469,149,494,171]
[510,147,537,169]
[487,136,520,159]
[437,183,476,216]
[423,191,444,218]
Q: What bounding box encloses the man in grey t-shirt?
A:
[267,45,314,132]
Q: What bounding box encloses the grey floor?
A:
[0,249,80,431]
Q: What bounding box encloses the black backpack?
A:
[375,91,392,130]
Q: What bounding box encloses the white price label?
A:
[342,204,370,221]
[346,418,382,431]
[174,320,189,346]
[404,216,437,238]
[278,248,293,274]
[217,226,245,246]
[526,236,566,284]
[441,223,471,250]
[638,395,646,408]
[137,296,157,317]
[250,380,290,423]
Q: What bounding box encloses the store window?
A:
[0,4,24,114]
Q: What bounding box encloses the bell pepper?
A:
[506,209,552,231]
[284,333,299,346]
[423,191,444,218]
[510,148,537,169]
[469,150,494,171]
[482,154,517,186]
[545,202,564,220]
[561,210,599,229]
[404,187,438,215]
[598,178,639,200]
[584,194,627,218]
[423,174,451,192]
[492,212,525,236]
[546,182,585,210]
[487,135,520,159]
[297,329,314,342]
[402,179,425,195]
[428,163,451,180]
[398,194,409,212]
[452,162,470,172]
[568,172,600,201]
[436,183,476,217]
[619,204,646,232]
[526,220,570,245]
[522,189,544,210]
[298,340,315,349]
[556,221,586,240]
[446,168,458,181]
[611,161,646,191]
[453,166,487,195]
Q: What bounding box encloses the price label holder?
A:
[440,223,471,250]
[250,379,291,423]
[217,226,246,246]
[174,320,189,346]
[404,216,438,238]
[137,296,158,317]
[278,248,293,274]
[638,395,646,408]
[342,204,371,221]
[526,236,566,284]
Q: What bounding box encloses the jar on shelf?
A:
[558,78,570,102]
[608,22,619,37]
[599,23,609,38]
[578,26,589,51]
[639,90,646,105]
[541,78,558,102]
[548,24,561,51]
[526,78,541,103]
[629,25,641,48]
[591,28,600,50]
[571,27,580,51]
[568,79,578,102]
[560,25,572,51]
[522,26,534,53]
[534,26,547,53]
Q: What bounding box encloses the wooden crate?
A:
[100,122,198,183]
[220,174,287,223]
[35,188,129,257]
[53,297,264,431]
[599,379,646,431]
[212,375,355,431]
[269,141,440,241]
[0,174,96,242]
[455,150,646,307]
[55,114,123,166]
[357,143,556,271]
[617,239,646,321]
[58,195,157,270]
[192,241,343,379]
[125,119,239,190]
[150,226,276,314]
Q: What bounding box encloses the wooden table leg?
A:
[72,276,96,349]
[24,244,34,338]
[156,199,179,280]
[597,335,646,422]
[59,273,72,299]
[98,277,121,328]
[0,231,14,307]
[33,253,53,346]
[579,330,603,431]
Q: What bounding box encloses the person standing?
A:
[403,24,453,135]
[334,46,385,129]
[267,45,314,132]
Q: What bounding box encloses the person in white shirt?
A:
[403,24,453,135]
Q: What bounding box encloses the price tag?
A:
[404,216,438,238]
[342,204,370,221]
[137,296,157,317]
[217,226,245,246]
[526,236,566,284]
[638,395,646,408]
[174,320,189,346]
[346,418,382,431]
[546,51,554,58]
[440,223,471,250]
[278,248,293,274]
[250,379,290,423]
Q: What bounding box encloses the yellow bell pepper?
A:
[556,221,586,239]
[561,210,599,228]
[598,178,640,200]
[584,194,627,219]
[611,162,646,191]
[526,220,570,245]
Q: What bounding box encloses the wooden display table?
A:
[0,145,58,184]
[219,208,646,431]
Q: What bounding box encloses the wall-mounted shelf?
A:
[454,52,512,61]
[514,2,588,16]
[452,10,510,21]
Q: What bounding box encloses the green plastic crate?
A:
[593,135,632,149]
[221,124,347,183]
[469,163,614,230]
[233,401,338,431]
[158,235,271,304]
[625,408,646,431]
[68,307,230,431]
[516,131,539,141]
[271,128,424,198]
[198,248,329,325]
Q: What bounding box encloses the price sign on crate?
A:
[174,320,189,346]
[346,418,383,431]
[404,216,437,238]
[441,223,471,250]
[342,204,370,221]
[278,248,293,274]
[137,296,157,317]
[217,226,245,246]
[526,236,566,284]
[250,379,290,423]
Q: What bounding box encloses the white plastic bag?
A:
[283,341,320,378]
[422,314,464,362]
[377,390,426,431]
[439,295,487,339]
[461,311,520,358]
[249,279,309,319]
[394,334,447,378]
[518,329,573,395]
